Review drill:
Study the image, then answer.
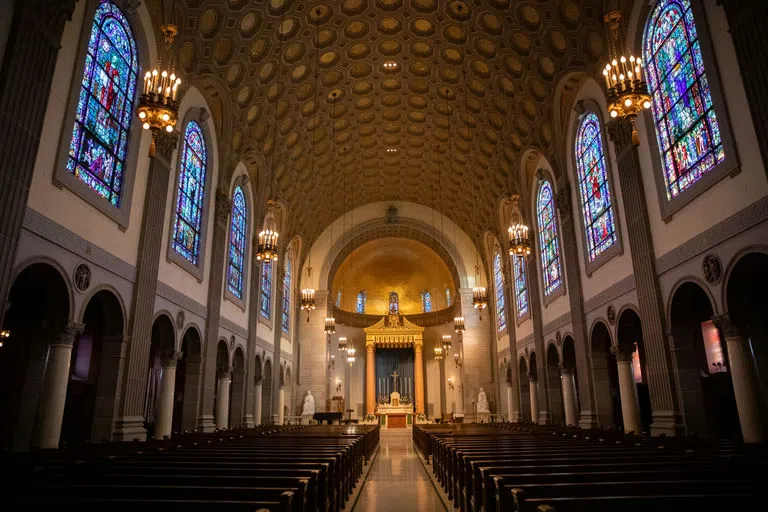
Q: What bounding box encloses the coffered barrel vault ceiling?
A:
[167,0,605,248]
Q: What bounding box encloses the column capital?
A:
[57,321,85,346]
[151,131,179,164]
[414,344,423,353]
[217,364,232,378]
[559,365,576,376]
[366,343,375,353]
[606,116,635,153]
[611,343,635,362]
[712,314,745,339]
[159,350,182,367]
[554,182,573,220]
[214,188,232,226]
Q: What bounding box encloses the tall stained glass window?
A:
[389,292,399,314]
[576,112,618,260]
[282,259,291,333]
[513,256,529,318]
[226,187,247,299]
[537,181,563,296]
[493,251,507,332]
[260,260,272,319]
[171,121,207,265]
[422,292,432,313]
[643,0,724,199]
[445,288,451,306]
[356,291,366,314]
[336,290,342,308]
[67,1,138,205]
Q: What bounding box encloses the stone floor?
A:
[353,429,446,511]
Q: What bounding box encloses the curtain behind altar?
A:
[375,348,414,401]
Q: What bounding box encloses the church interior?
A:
[1,0,767,509]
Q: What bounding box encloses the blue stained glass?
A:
[537,181,563,296]
[446,288,451,306]
[513,255,529,318]
[171,121,208,265]
[643,0,724,200]
[494,251,506,332]
[67,1,138,206]
[357,291,366,314]
[226,187,247,299]
[576,112,618,261]
[260,260,272,319]
[282,259,291,333]
[422,292,432,313]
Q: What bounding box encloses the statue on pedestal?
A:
[302,390,316,415]
[477,387,490,413]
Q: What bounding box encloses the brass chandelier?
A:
[137,24,181,139]
[508,194,532,258]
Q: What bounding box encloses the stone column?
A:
[0,1,77,318]
[32,321,83,449]
[607,117,682,436]
[153,350,181,440]
[529,376,539,424]
[90,335,127,442]
[524,254,550,425]
[560,367,579,427]
[414,343,425,414]
[506,382,518,422]
[253,377,263,426]
[198,189,232,432]
[612,344,643,435]
[713,315,768,443]
[180,357,202,433]
[114,132,177,441]
[501,253,521,423]
[271,261,286,422]
[366,342,376,415]
[278,385,285,425]
[215,366,231,430]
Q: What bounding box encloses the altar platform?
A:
[376,391,414,428]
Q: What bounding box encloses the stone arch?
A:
[144,314,176,439]
[616,308,652,432]
[590,320,621,429]
[175,325,203,433]
[546,342,564,425]
[518,355,531,423]
[229,346,246,428]
[262,358,273,424]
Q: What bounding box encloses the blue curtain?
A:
[375,348,414,401]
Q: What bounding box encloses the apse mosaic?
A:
[513,254,529,318]
[260,260,272,319]
[537,181,563,296]
[282,258,291,333]
[171,121,207,265]
[576,112,617,261]
[226,187,247,299]
[67,1,138,206]
[494,251,507,332]
[644,0,724,200]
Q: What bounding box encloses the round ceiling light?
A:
[382,60,398,70]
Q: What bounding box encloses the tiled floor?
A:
[353,429,446,511]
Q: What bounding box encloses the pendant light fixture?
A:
[137,24,181,139]
[508,194,532,258]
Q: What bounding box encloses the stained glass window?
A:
[576,112,618,260]
[643,0,724,200]
[171,121,208,265]
[513,255,529,318]
[282,259,291,333]
[67,1,138,205]
[336,290,342,308]
[446,288,451,306]
[389,292,399,314]
[356,291,366,314]
[260,260,272,319]
[494,251,507,332]
[422,292,432,313]
[226,187,247,299]
[537,181,564,296]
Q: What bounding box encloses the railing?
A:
[332,305,455,327]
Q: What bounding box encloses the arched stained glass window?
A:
[513,255,529,318]
[282,259,291,333]
[226,187,247,299]
[537,180,563,296]
[445,288,451,306]
[67,1,138,205]
[356,291,366,314]
[260,260,272,319]
[389,292,399,314]
[493,251,507,332]
[336,290,342,308]
[576,112,618,260]
[643,0,724,199]
[422,291,432,313]
[171,121,208,265]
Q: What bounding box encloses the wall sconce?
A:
[346,347,356,366]
[328,354,335,370]
[0,329,9,348]
[335,377,342,393]
[453,352,463,368]
[447,377,455,391]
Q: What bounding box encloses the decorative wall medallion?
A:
[73,264,91,292]
[607,305,616,325]
[702,254,723,284]
[176,310,185,328]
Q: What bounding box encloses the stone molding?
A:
[155,281,207,319]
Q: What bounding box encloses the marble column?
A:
[366,343,376,415]
[506,382,518,423]
[32,321,83,449]
[278,386,285,425]
[560,367,579,427]
[154,350,181,440]
[501,253,521,423]
[612,344,643,435]
[215,366,231,430]
[271,261,286,422]
[114,132,177,441]
[180,357,202,433]
[199,189,232,432]
[607,117,682,436]
[529,376,539,425]
[524,252,550,425]
[713,315,768,443]
[0,1,77,319]
[414,344,425,414]
[253,378,263,426]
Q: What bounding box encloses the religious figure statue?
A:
[302,390,316,415]
[477,387,490,413]
[385,292,404,328]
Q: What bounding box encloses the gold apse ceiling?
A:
[166,0,605,247]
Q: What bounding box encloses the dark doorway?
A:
[616,309,653,433]
[173,327,202,434]
[519,357,531,423]
[591,321,622,429]
[546,343,564,425]
[144,315,175,439]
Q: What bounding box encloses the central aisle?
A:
[353,429,446,511]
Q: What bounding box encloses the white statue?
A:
[477,387,490,413]
[302,390,316,415]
